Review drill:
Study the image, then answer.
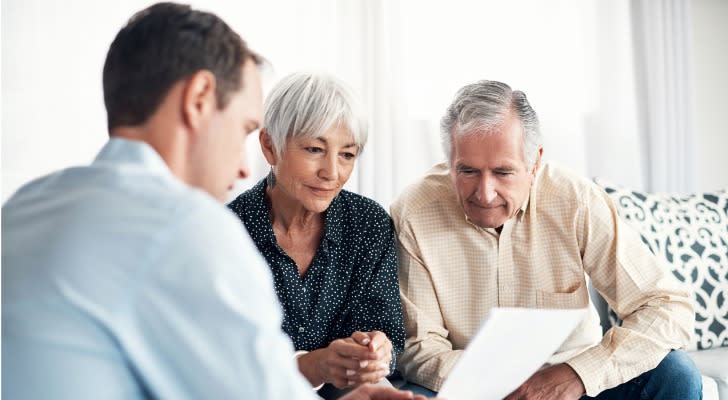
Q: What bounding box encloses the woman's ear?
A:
[259,128,278,165]
[181,70,217,136]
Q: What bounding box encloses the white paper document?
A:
[439,307,588,400]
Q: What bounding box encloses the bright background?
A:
[2,0,727,208]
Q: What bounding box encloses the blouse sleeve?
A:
[346,212,406,374]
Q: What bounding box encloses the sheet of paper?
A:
[439,307,588,400]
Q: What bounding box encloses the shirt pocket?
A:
[536,282,589,309]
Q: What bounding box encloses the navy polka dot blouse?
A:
[228,179,405,368]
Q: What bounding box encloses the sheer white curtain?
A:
[583,0,643,190]
[335,0,647,205]
[355,0,645,205]
[335,0,410,207]
[631,0,697,193]
[2,0,651,205]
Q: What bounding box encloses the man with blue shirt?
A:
[1,3,424,400]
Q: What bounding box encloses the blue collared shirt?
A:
[2,138,315,400]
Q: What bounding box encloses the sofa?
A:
[593,179,728,400]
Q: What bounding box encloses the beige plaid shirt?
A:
[391,162,693,396]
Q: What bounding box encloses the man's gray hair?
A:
[440,80,542,168]
[264,71,368,157]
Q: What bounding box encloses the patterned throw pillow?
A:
[594,179,728,351]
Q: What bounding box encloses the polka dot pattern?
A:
[228,179,405,360]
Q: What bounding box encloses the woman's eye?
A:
[305,147,323,154]
[341,152,356,160]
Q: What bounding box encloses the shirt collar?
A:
[94,137,176,181]
[322,193,343,245]
[249,179,344,246]
[248,180,277,246]
[517,190,531,221]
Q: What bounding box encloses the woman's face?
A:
[267,126,358,213]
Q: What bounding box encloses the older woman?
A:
[228,72,405,396]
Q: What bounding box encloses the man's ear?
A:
[181,70,217,135]
[259,128,278,165]
[531,147,544,177]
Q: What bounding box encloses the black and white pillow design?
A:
[594,179,728,351]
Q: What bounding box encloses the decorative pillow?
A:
[594,179,728,351]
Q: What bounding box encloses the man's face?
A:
[450,113,539,229]
[198,60,263,202]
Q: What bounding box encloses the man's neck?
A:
[110,124,189,187]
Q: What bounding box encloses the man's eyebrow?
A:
[455,163,477,170]
[492,162,521,171]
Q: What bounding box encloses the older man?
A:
[391,80,702,399]
[1,3,424,400]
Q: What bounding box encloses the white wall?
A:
[691,0,728,191]
[1,1,254,202]
[1,0,361,202]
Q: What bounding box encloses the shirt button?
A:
[299,327,305,333]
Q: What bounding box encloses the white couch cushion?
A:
[689,347,728,399]
[702,375,720,400]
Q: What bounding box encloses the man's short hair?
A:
[103,2,261,131]
[440,80,542,168]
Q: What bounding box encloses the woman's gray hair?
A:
[440,80,542,168]
[263,71,368,157]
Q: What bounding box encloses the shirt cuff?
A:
[565,345,611,397]
[293,350,325,391]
